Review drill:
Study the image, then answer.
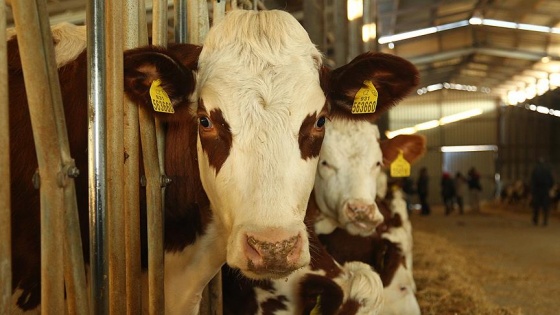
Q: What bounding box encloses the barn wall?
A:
[498,89,560,189]
[389,90,499,206]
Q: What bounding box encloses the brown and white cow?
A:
[8,10,418,314]
[313,122,425,237]
[317,197,421,315]
[222,219,384,315]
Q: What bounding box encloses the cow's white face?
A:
[314,120,385,236]
[381,265,421,315]
[194,10,326,279]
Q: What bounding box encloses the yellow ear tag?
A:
[390,150,411,177]
[310,295,322,315]
[149,79,175,114]
[351,80,378,114]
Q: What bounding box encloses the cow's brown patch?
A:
[260,295,288,315]
[338,299,360,315]
[197,101,232,174]
[298,104,328,160]
[162,108,212,252]
[299,274,344,315]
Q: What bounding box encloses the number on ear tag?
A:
[149,79,175,114]
[351,80,378,114]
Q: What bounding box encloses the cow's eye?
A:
[199,116,213,129]
[315,116,326,129]
[376,161,382,167]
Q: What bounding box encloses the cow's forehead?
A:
[322,120,382,163]
[196,10,325,132]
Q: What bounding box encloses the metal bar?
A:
[0,0,11,313]
[213,0,226,25]
[106,0,127,314]
[87,0,109,313]
[174,0,188,43]
[333,0,348,66]
[123,1,143,314]
[187,0,209,44]
[10,0,78,313]
[148,1,168,314]
[138,103,165,315]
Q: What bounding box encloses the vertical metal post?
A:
[0,1,11,313]
[11,0,88,313]
[146,1,168,313]
[174,0,188,43]
[303,0,325,52]
[213,0,226,25]
[123,1,144,313]
[106,0,127,314]
[334,0,348,66]
[187,0,210,44]
[87,0,109,313]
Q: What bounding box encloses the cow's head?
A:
[315,54,425,236]
[123,9,419,279]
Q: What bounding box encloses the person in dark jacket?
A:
[467,167,482,212]
[530,158,555,226]
[441,172,456,215]
[417,167,430,215]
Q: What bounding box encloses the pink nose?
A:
[345,200,383,226]
[244,233,302,277]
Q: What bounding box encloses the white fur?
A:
[7,22,86,68]
[314,120,384,236]
[380,264,420,315]
[163,222,227,315]
[195,10,324,275]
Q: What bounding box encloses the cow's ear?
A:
[380,134,426,166]
[123,44,201,120]
[325,52,419,121]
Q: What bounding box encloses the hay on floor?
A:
[413,230,522,315]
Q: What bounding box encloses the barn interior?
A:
[6,0,558,204]
[3,0,560,314]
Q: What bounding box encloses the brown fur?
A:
[318,199,405,288]
[198,101,233,173]
[298,104,328,160]
[9,40,205,310]
[324,52,419,122]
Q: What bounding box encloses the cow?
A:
[312,122,425,237]
[315,197,421,315]
[8,10,419,314]
[221,220,384,315]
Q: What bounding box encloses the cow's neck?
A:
[163,112,212,252]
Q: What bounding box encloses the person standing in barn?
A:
[454,172,467,214]
[467,167,482,212]
[417,167,431,215]
[530,158,555,226]
[441,172,456,215]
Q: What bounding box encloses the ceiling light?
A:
[385,127,416,139]
[388,42,395,49]
[347,0,363,21]
[441,145,497,153]
[541,56,551,63]
[415,120,440,131]
[439,109,483,125]
[362,23,376,42]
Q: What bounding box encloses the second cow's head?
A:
[123,10,418,279]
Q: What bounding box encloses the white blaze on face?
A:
[381,265,420,315]
[195,10,326,278]
[315,120,385,236]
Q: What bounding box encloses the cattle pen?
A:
[1,0,229,314]
[2,1,560,315]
